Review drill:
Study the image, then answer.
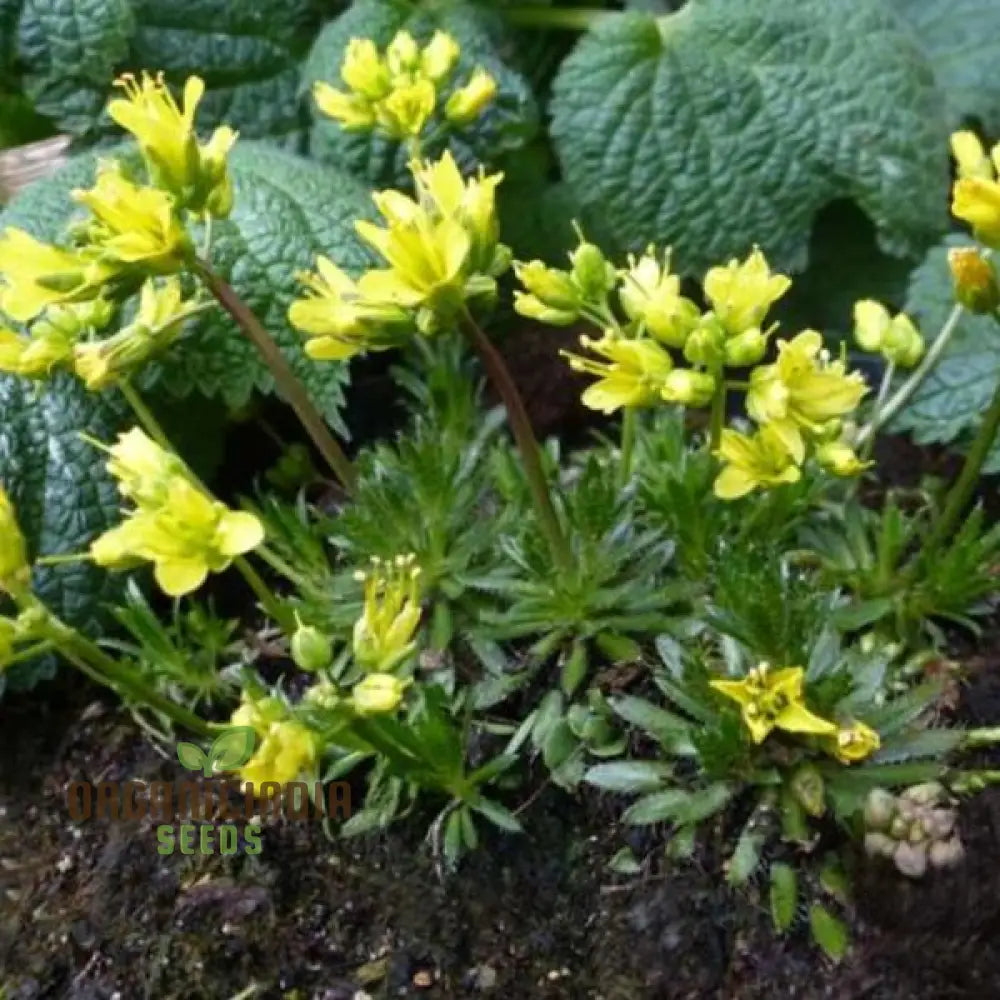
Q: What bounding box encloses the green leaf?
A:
[15,0,134,137]
[176,741,209,773]
[808,904,849,962]
[0,142,375,432]
[608,846,642,874]
[609,694,695,755]
[560,640,588,697]
[472,796,523,833]
[550,1,948,274]
[584,760,672,794]
[304,0,537,185]
[832,597,896,632]
[769,861,797,933]
[0,373,126,634]
[893,237,1000,461]
[727,819,765,886]
[623,782,732,826]
[891,0,1000,132]
[209,726,257,771]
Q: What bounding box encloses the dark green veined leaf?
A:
[769,861,797,932]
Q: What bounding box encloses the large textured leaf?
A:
[0,142,375,431]
[0,372,126,634]
[892,237,1000,469]
[304,0,538,185]
[891,0,1000,133]
[550,1,949,275]
[15,0,134,136]
[7,0,325,143]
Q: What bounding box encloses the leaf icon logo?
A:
[176,727,256,777]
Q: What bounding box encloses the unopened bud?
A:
[902,782,945,808]
[514,261,580,311]
[864,832,897,859]
[291,620,333,672]
[949,247,1000,314]
[881,314,924,368]
[723,326,768,367]
[893,841,928,879]
[660,367,716,407]
[864,788,896,831]
[683,317,727,368]
[928,837,964,869]
[570,242,616,301]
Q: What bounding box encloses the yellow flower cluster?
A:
[230,696,318,787]
[521,245,789,415]
[710,663,880,764]
[289,150,509,354]
[89,428,264,596]
[313,31,497,140]
[0,72,232,393]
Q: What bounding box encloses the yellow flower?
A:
[0,324,74,379]
[104,427,187,506]
[240,719,318,787]
[386,30,421,77]
[376,78,437,139]
[619,249,700,348]
[950,131,1000,248]
[852,300,924,368]
[826,720,880,764]
[0,228,112,323]
[341,38,391,99]
[91,477,265,596]
[231,695,287,736]
[72,162,191,271]
[445,68,497,126]
[703,248,790,336]
[0,485,29,592]
[73,277,202,390]
[353,554,422,672]
[107,72,237,217]
[352,672,410,714]
[710,664,837,745]
[421,31,461,85]
[746,330,867,453]
[815,439,871,478]
[562,334,674,414]
[713,424,802,499]
[313,81,378,131]
[288,255,409,361]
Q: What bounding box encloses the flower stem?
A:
[856,303,965,446]
[859,360,895,463]
[45,613,213,736]
[618,408,637,491]
[708,376,726,451]
[193,258,357,493]
[918,371,1000,560]
[233,555,294,634]
[120,380,172,450]
[459,308,572,570]
[500,6,615,30]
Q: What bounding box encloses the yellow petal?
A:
[216,511,265,556]
[712,465,757,499]
[154,558,209,596]
[775,702,838,737]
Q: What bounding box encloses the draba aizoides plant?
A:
[4,28,1000,960]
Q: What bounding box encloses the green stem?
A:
[500,6,615,30]
[233,555,294,634]
[459,308,572,570]
[859,360,895,463]
[252,543,308,588]
[48,616,212,736]
[857,304,965,446]
[193,258,357,494]
[618,408,637,491]
[120,380,171,450]
[919,371,1000,559]
[708,375,726,451]
[964,726,1000,748]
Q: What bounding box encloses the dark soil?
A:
[3,649,1000,1000]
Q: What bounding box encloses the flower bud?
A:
[421,32,461,85]
[291,620,333,672]
[660,367,716,407]
[815,440,871,478]
[894,841,928,879]
[444,69,498,126]
[304,681,341,710]
[570,242,616,302]
[853,299,890,353]
[928,837,964,869]
[902,782,945,808]
[924,808,956,840]
[352,672,409,714]
[881,314,924,368]
[890,815,911,840]
[864,788,896,831]
[723,326,768,367]
[683,317,727,368]
[949,247,1000,314]
[514,261,580,311]
[864,832,896,859]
